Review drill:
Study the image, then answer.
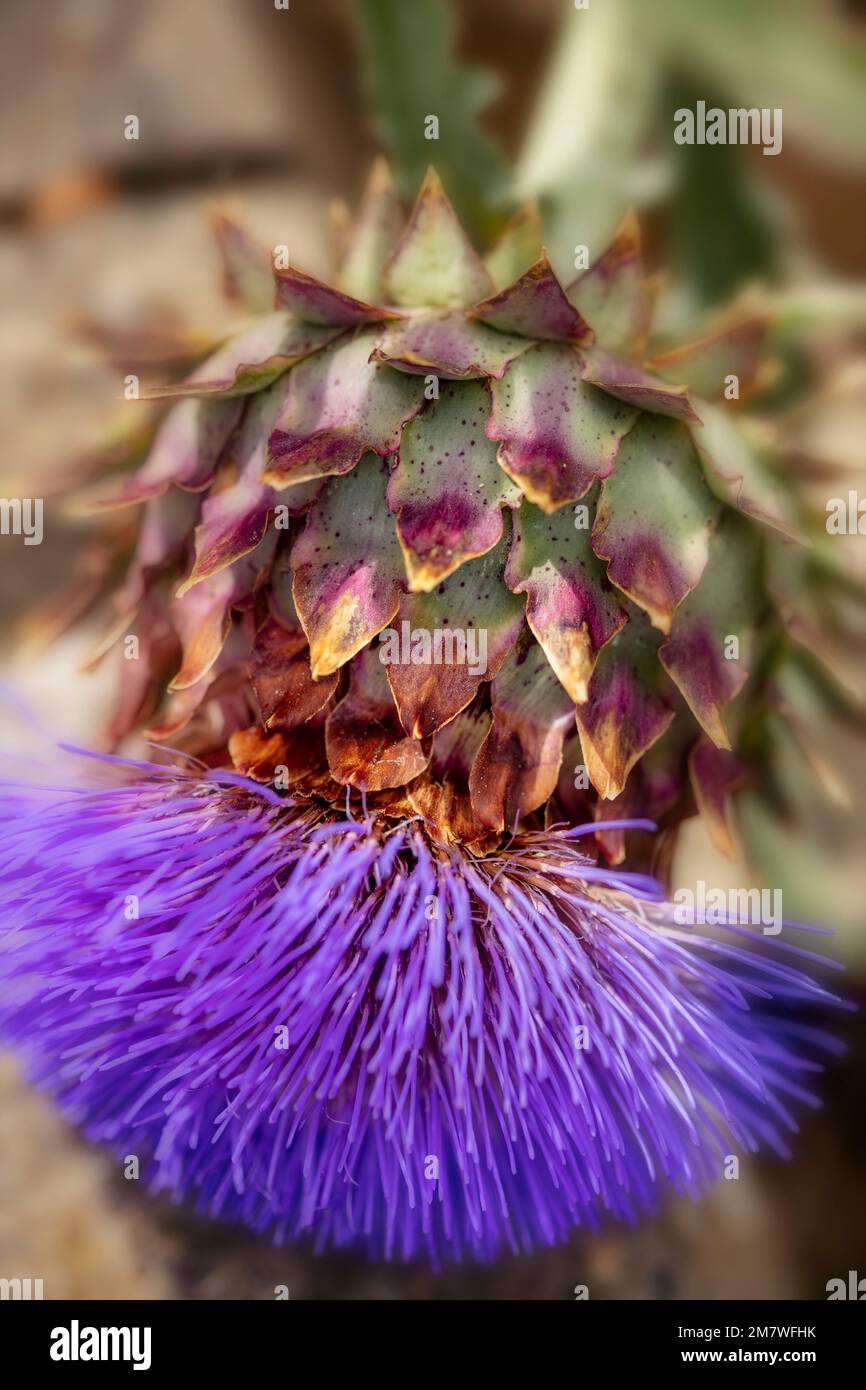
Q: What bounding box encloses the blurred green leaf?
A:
[768,284,866,340]
[741,788,866,955]
[353,0,509,242]
[666,82,779,310]
[656,0,866,167]
[513,0,661,279]
[516,0,866,298]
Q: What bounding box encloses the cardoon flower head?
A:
[0,753,843,1264]
[54,163,857,867]
[2,165,856,1264]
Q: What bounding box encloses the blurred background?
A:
[1,0,865,1299]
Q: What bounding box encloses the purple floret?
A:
[0,755,844,1264]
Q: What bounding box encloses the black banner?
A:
[1,1297,862,1374]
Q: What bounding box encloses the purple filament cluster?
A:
[0,757,844,1264]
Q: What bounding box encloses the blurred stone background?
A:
[0,0,864,1299]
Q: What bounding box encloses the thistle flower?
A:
[0,754,843,1264]
[4,166,857,1264]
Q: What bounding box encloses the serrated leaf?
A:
[144,315,341,399]
[469,634,574,831]
[580,348,701,423]
[646,315,768,402]
[210,212,276,315]
[115,488,200,617]
[146,630,250,744]
[593,414,719,632]
[486,342,637,511]
[567,209,649,354]
[385,526,524,738]
[688,736,744,859]
[766,541,862,703]
[178,381,317,594]
[470,256,593,343]
[506,492,626,703]
[659,511,763,747]
[690,402,802,540]
[370,311,530,380]
[274,265,395,325]
[325,646,429,790]
[251,611,337,731]
[389,380,521,591]
[407,703,495,851]
[291,454,406,679]
[264,331,425,487]
[106,587,180,746]
[170,529,276,691]
[382,169,494,309]
[98,398,242,507]
[574,609,676,799]
[592,714,692,865]
[228,724,326,787]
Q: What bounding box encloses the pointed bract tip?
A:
[328,196,352,239]
[419,165,446,198]
[367,155,396,197]
[611,206,641,249]
[207,203,247,238]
